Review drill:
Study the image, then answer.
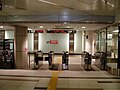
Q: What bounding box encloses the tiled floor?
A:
[0,70,120,90]
[0,55,120,90]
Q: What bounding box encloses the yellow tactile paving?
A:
[47,57,61,90]
[47,71,59,90]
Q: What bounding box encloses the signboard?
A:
[46,40,58,44]
[47,30,66,33]
[50,40,58,44]
[35,30,44,33]
[28,30,76,33]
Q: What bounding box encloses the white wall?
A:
[28,33,34,51]
[74,31,82,53]
[38,33,69,53]
[5,31,14,39]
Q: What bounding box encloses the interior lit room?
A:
[0,0,120,90]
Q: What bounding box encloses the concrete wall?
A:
[15,26,28,69]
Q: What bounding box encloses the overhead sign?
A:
[47,30,76,33]
[28,30,76,33]
[35,30,44,33]
[47,30,66,33]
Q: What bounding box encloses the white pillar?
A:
[15,26,28,69]
[85,31,95,54]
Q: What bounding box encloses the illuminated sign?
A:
[35,30,44,33]
[50,40,58,44]
[46,40,58,44]
[28,30,76,33]
[47,30,66,33]
[47,30,76,33]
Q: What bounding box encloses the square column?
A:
[15,26,28,69]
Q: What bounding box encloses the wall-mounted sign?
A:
[46,40,58,44]
[50,40,58,44]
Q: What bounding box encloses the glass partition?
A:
[95,29,107,52]
[96,24,118,69]
[107,25,118,64]
[99,29,107,52]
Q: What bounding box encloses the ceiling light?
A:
[0,26,3,28]
[66,26,70,28]
[64,22,67,24]
[5,5,15,8]
[39,26,43,28]
[107,34,112,39]
[113,30,119,33]
[101,0,115,7]
[82,26,86,29]
[28,28,33,30]
[38,0,58,6]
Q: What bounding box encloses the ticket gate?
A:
[100,52,107,70]
[48,51,54,69]
[94,51,107,70]
[84,52,91,70]
[62,51,69,70]
[34,50,43,69]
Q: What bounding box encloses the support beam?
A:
[0,15,114,23]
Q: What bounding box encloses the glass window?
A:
[99,29,106,52]
[107,24,118,63]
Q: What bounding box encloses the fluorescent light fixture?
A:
[5,5,15,8]
[101,0,115,7]
[28,28,33,30]
[0,26,3,28]
[107,34,112,39]
[66,26,70,28]
[85,21,90,22]
[39,26,43,28]
[82,26,86,29]
[113,30,119,33]
[64,22,67,24]
[38,0,58,6]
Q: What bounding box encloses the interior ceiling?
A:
[0,0,120,30]
[1,0,120,15]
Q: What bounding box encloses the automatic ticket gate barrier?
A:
[94,52,107,70]
[84,52,92,70]
[62,51,69,70]
[100,52,107,70]
[34,50,43,69]
[48,51,54,69]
